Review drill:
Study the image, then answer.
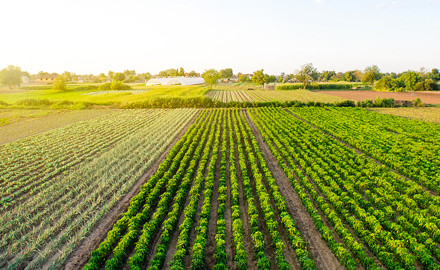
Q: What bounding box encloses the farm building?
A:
[146,76,204,86]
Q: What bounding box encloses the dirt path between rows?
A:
[204,114,224,269]
[233,117,258,269]
[244,109,343,270]
[63,111,200,270]
[242,110,301,270]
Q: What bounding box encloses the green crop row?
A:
[251,107,440,269]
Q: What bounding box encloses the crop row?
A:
[0,110,172,206]
[84,108,318,269]
[0,109,198,270]
[250,107,440,269]
[290,107,440,194]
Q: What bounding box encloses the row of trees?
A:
[375,68,439,91]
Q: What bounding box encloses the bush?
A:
[98,83,111,91]
[276,83,358,90]
[110,81,131,90]
[414,98,423,107]
[53,76,67,91]
[16,99,54,106]
[0,100,9,106]
[97,81,131,91]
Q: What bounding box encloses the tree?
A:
[113,73,125,82]
[98,73,107,82]
[220,68,233,79]
[427,68,439,82]
[62,71,74,82]
[295,63,319,89]
[403,71,421,91]
[178,67,185,76]
[252,69,269,86]
[53,75,67,91]
[202,69,220,89]
[238,75,251,83]
[0,65,23,89]
[362,65,381,87]
[319,70,335,82]
[344,71,356,82]
[108,71,114,79]
[188,70,198,77]
[124,70,136,77]
[267,75,277,83]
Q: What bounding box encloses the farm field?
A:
[0,85,209,105]
[0,109,114,145]
[0,109,198,269]
[206,90,347,103]
[372,107,440,123]
[320,90,440,105]
[3,106,440,270]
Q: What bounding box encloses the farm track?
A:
[63,111,200,270]
[244,109,343,270]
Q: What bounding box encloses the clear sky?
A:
[1,0,439,75]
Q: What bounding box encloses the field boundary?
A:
[62,110,200,269]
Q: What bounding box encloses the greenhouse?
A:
[146,77,204,86]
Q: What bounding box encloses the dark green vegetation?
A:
[3,105,440,270]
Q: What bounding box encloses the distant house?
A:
[35,74,58,83]
[241,74,253,79]
[22,76,30,84]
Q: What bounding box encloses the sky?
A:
[0,0,439,75]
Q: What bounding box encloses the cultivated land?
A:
[0,109,114,145]
[3,83,440,270]
[321,90,440,105]
[207,90,347,103]
[0,109,198,269]
[0,85,208,105]
[372,107,440,123]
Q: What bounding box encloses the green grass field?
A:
[0,84,209,106]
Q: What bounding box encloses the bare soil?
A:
[319,90,440,105]
[244,109,344,270]
[233,116,258,269]
[63,112,199,270]
[243,111,301,270]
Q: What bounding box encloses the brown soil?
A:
[319,90,440,105]
[62,112,199,270]
[163,113,217,270]
[243,111,301,270]
[224,118,236,269]
[237,114,277,269]
[233,118,258,269]
[244,109,344,270]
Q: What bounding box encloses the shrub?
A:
[98,83,111,91]
[110,81,131,90]
[53,76,67,91]
[276,83,357,90]
[414,98,423,107]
